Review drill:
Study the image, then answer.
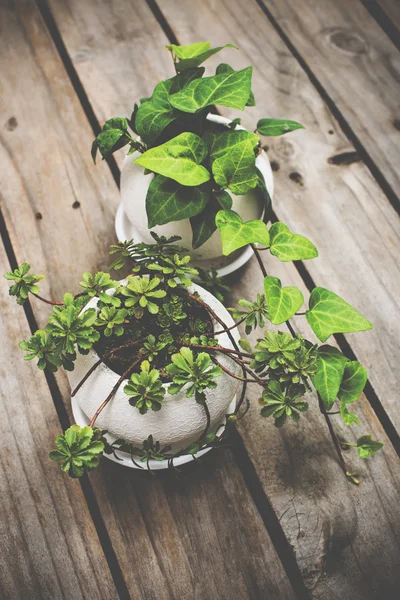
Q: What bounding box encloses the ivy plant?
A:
[92,42,303,248]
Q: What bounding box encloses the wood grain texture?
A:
[153,0,400,432]
[0,244,118,600]
[41,0,400,597]
[0,2,297,598]
[259,0,400,196]
[234,254,400,599]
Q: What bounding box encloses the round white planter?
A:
[68,282,241,468]
[116,114,274,274]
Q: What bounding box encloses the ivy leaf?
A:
[209,130,259,194]
[311,345,348,409]
[340,401,360,426]
[190,199,219,249]
[356,434,383,458]
[134,68,206,146]
[306,288,373,343]
[134,132,210,186]
[169,67,253,113]
[215,63,255,106]
[215,210,270,255]
[338,361,368,404]
[135,102,177,147]
[49,425,104,478]
[167,42,237,71]
[146,174,210,227]
[255,167,272,215]
[257,118,304,136]
[91,118,130,163]
[263,276,304,325]
[269,222,318,262]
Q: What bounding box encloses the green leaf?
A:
[146,175,210,227]
[255,167,272,215]
[135,102,177,146]
[311,345,348,409]
[269,222,318,262]
[338,361,368,404]
[215,63,255,106]
[306,288,373,343]
[93,128,127,161]
[257,118,304,136]
[263,276,304,325]
[169,67,253,113]
[190,200,219,249]
[209,130,259,194]
[167,42,237,71]
[340,401,360,426]
[135,69,205,145]
[134,132,210,186]
[356,434,383,458]
[215,210,270,255]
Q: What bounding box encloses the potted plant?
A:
[5,228,382,481]
[91,42,303,273]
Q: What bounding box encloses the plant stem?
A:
[31,293,64,306]
[182,341,252,360]
[213,358,259,383]
[202,401,211,438]
[71,339,145,397]
[214,316,247,335]
[89,357,141,428]
[251,244,351,480]
[318,395,348,476]
[251,244,267,277]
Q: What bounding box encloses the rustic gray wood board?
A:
[0,2,298,598]
[0,244,118,600]
[235,255,400,599]
[153,0,400,432]
[41,0,400,597]
[259,0,400,196]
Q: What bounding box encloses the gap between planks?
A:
[0,208,133,600]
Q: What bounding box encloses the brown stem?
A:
[181,341,252,360]
[89,357,141,428]
[213,358,259,383]
[214,316,247,335]
[202,401,211,438]
[32,293,64,306]
[318,395,348,476]
[71,339,145,397]
[251,244,267,277]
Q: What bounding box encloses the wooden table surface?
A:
[1,1,399,598]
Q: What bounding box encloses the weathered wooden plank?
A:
[41,0,400,597]
[259,0,400,197]
[0,2,297,598]
[375,0,400,30]
[0,244,118,600]
[234,255,400,599]
[150,0,400,432]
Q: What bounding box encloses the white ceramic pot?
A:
[118,114,274,270]
[68,282,241,458]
